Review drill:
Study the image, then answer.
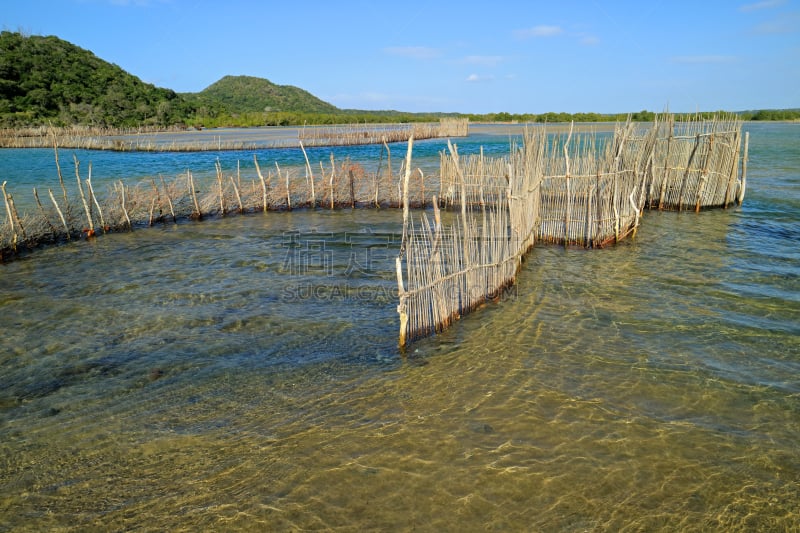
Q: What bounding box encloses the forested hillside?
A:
[186,75,338,115]
[0,31,193,127]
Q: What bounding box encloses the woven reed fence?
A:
[438,121,659,247]
[644,114,747,210]
[0,119,468,151]
[0,144,434,260]
[535,121,658,246]
[396,135,543,345]
[298,118,469,147]
[397,115,747,346]
[3,114,749,345]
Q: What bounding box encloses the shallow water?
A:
[0,123,798,531]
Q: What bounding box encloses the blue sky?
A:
[4,0,799,113]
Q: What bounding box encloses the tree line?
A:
[2,31,797,129]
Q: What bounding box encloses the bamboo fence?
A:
[643,114,747,210]
[0,142,437,260]
[396,134,544,346]
[2,114,749,346]
[298,118,469,147]
[396,115,747,346]
[0,119,469,151]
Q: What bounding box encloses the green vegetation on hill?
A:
[186,75,338,115]
[0,31,797,129]
[0,31,193,127]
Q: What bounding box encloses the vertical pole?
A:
[737,131,749,205]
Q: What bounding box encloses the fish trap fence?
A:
[0,142,444,260]
[645,114,747,211]
[397,136,543,345]
[298,118,469,147]
[397,115,747,346]
[438,121,656,247]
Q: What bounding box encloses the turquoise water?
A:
[0,123,798,531]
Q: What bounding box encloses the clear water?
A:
[0,123,798,531]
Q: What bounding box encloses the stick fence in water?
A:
[397,134,544,346]
[398,115,747,346]
[644,114,747,211]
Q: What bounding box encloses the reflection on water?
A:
[0,124,798,531]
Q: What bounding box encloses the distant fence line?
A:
[298,118,469,147]
[0,119,469,152]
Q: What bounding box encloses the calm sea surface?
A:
[0,123,798,531]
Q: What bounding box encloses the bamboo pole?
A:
[349,166,355,208]
[51,132,69,212]
[86,176,106,232]
[48,188,70,239]
[329,153,336,209]
[397,136,415,348]
[276,161,291,210]
[254,155,268,212]
[384,139,392,184]
[658,130,672,210]
[188,171,202,220]
[215,159,226,215]
[738,131,749,205]
[160,175,177,222]
[2,182,20,250]
[230,176,244,213]
[299,141,315,207]
[73,155,94,235]
[695,134,714,212]
[118,181,132,229]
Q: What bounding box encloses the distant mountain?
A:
[0,32,339,127]
[186,75,339,115]
[0,31,193,127]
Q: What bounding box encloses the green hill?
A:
[0,32,339,128]
[186,75,339,115]
[0,31,193,127]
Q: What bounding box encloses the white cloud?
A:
[753,13,800,34]
[514,25,563,39]
[462,55,505,67]
[670,55,737,64]
[383,46,441,60]
[579,35,600,46]
[466,73,494,82]
[739,0,785,12]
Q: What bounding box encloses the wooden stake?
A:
[50,131,69,212]
[738,131,749,205]
[2,181,20,250]
[118,181,132,229]
[254,155,268,212]
[159,175,177,222]
[215,159,226,215]
[48,188,70,239]
[73,155,94,235]
[188,171,202,220]
[230,175,244,213]
[329,153,335,209]
[86,175,106,232]
[299,140,315,207]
